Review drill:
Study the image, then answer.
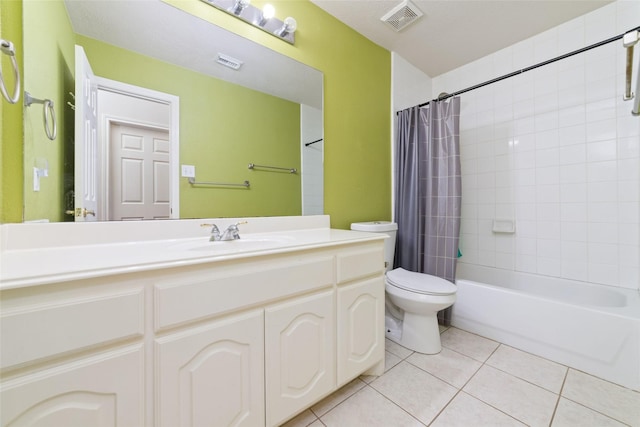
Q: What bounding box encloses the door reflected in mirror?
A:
[22,0,323,223]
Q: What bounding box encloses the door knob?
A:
[67,208,96,217]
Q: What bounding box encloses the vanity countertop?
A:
[0,216,385,289]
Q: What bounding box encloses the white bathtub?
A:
[452,264,640,391]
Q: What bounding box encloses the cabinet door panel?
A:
[156,310,264,427]
[265,290,334,427]
[1,345,144,427]
[337,277,385,385]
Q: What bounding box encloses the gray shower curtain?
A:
[394,99,461,325]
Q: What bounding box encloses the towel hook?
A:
[25,91,57,141]
[0,39,21,104]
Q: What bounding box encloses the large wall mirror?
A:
[22,0,323,223]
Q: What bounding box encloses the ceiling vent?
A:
[381,0,423,32]
[216,53,243,70]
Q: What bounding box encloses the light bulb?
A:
[263,4,275,20]
[283,17,297,32]
[277,16,297,37]
[258,4,275,27]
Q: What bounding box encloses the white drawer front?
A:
[1,288,144,370]
[336,245,384,284]
[154,255,334,331]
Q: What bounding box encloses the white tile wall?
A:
[433,0,640,290]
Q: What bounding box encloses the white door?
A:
[109,123,170,220]
[73,45,98,222]
[97,85,178,220]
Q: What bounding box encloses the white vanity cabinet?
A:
[0,232,384,427]
[0,278,146,426]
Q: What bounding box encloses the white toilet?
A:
[351,221,457,354]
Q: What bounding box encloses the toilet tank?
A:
[350,221,398,272]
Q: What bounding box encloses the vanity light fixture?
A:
[200,0,297,44]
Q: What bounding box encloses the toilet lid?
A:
[386,268,457,295]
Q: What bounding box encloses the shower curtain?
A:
[394,98,461,325]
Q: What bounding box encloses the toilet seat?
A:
[386,268,456,296]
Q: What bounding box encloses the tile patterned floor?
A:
[281,327,640,427]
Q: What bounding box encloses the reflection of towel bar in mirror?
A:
[24,91,57,140]
[248,163,297,174]
[305,138,323,147]
[188,177,250,187]
[1,39,21,104]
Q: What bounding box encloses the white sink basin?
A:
[170,234,296,253]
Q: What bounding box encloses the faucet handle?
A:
[201,223,221,241]
[200,223,219,229]
[230,221,247,234]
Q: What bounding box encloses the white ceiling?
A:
[64,0,323,109]
[310,0,615,77]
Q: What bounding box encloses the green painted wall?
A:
[0,0,24,223]
[2,0,392,228]
[77,36,302,218]
[22,0,75,222]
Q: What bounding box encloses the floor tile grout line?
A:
[403,348,483,391]
[365,382,429,426]
[309,379,368,420]
[452,342,540,427]
[483,358,567,395]
[424,340,529,427]
[547,366,570,426]
[479,340,571,395]
[428,340,508,426]
[309,383,364,424]
[559,394,636,427]
[448,390,529,427]
[567,365,640,393]
[426,387,465,426]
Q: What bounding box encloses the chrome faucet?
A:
[203,221,247,241]
[219,223,242,241]
[207,224,221,241]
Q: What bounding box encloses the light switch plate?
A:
[33,167,40,192]
[181,164,195,178]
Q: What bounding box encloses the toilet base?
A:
[385,312,442,354]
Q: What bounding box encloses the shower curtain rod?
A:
[404,24,640,111]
